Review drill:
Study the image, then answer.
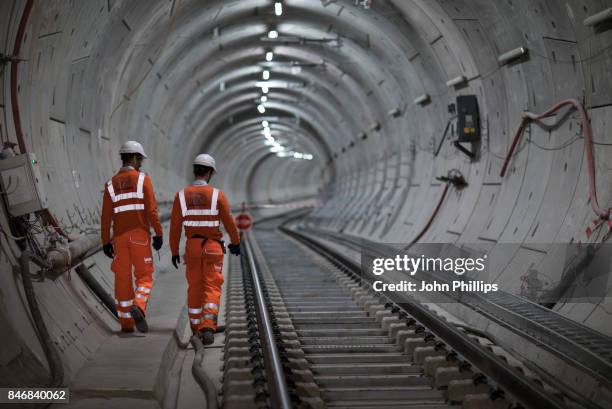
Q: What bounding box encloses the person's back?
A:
[170,183,237,242]
[100,141,163,333]
[102,167,161,240]
[169,154,240,344]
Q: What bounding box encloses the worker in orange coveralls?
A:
[169,154,240,345]
[101,141,164,333]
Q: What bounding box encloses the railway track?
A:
[303,228,612,385]
[222,218,596,409]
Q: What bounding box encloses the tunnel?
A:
[1,0,612,408]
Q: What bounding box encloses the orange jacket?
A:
[101,168,163,244]
[169,183,240,256]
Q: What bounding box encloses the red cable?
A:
[9,1,72,241]
[499,99,610,220]
[408,182,450,246]
[10,0,34,155]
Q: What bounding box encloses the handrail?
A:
[242,231,292,409]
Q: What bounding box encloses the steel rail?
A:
[280,225,569,409]
[308,227,612,385]
[242,231,293,409]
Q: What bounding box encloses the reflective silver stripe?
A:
[185,208,219,216]
[136,287,151,294]
[114,204,145,213]
[179,189,187,217]
[190,318,201,324]
[118,311,132,318]
[107,180,116,202]
[135,294,148,299]
[108,173,145,203]
[118,300,133,307]
[203,303,218,310]
[180,187,220,218]
[189,307,203,314]
[211,188,219,213]
[114,192,144,201]
[203,313,216,320]
[183,220,220,227]
[137,172,145,195]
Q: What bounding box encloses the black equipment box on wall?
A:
[456,95,480,143]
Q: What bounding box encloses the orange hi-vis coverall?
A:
[101,167,163,330]
[169,181,240,333]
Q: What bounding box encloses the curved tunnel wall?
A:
[1,0,612,387]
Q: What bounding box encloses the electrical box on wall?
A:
[0,153,49,216]
[456,95,480,143]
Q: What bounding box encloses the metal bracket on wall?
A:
[453,140,476,159]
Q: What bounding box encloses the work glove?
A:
[152,236,163,251]
[172,255,180,269]
[102,243,114,259]
[228,243,241,256]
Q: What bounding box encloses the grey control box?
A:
[0,153,49,216]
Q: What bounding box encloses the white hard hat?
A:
[194,154,216,171]
[119,141,147,158]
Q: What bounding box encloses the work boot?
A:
[121,327,134,333]
[198,328,215,345]
[130,306,148,333]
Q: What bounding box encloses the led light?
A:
[270,146,284,153]
[257,105,266,114]
[446,75,467,87]
[262,120,269,127]
[276,151,292,157]
[413,94,430,105]
[293,152,303,159]
[268,30,279,39]
[262,86,269,94]
[306,154,313,160]
[261,96,268,103]
[274,2,283,16]
[266,51,274,61]
[497,46,528,65]
[387,107,401,118]
[263,127,272,137]
[264,139,275,146]
[262,70,270,80]
[584,8,612,26]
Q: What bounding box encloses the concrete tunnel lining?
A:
[1,0,612,407]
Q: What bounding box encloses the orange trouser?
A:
[111,228,154,329]
[185,237,224,333]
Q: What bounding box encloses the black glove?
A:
[172,255,180,269]
[228,243,241,256]
[153,236,163,251]
[102,243,114,259]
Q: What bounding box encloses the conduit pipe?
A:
[47,212,171,274]
[75,264,118,317]
[190,335,219,409]
[48,233,99,274]
[499,99,611,220]
[19,250,64,388]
